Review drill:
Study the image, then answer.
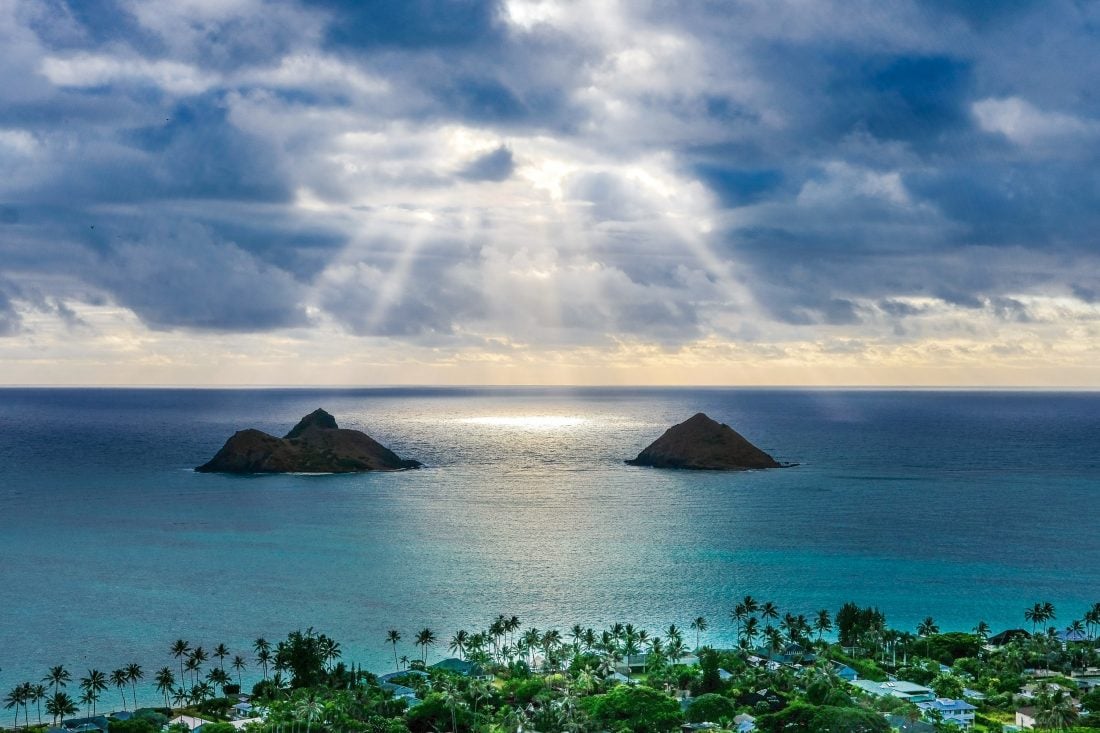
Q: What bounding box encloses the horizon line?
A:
[2,384,1100,392]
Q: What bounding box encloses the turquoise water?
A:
[0,388,1097,702]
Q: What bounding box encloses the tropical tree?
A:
[690,617,708,649]
[415,628,437,664]
[4,684,27,729]
[30,684,46,725]
[110,669,129,711]
[125,664,143,709]
[384,629,401,672]
[213,643,230,671]
[814,609,833,643]
[45,692,76,726]
[917,617,939,658]
[440,682,461,733]
[43,667,71,698]
[731,603,747,643]
[154,668,176,709]
[760,601,780,631]
[449,629,469,660]
[79,670,107,716]
[171,640,191,683]
[207,667,231,695]
[231,656,246,688]
[295,693,324,733]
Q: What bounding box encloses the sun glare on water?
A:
[460,415,587,429]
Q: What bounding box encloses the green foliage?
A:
[922,633,980,665]
[405,693,473,733]
[685,693,736,724]
[581,684,683,733]
[694,649,724,695]
[756,701,891,733]
[835,603,886,648]
[500,677,545,706]
[196,724,235,733]
[107,719,158,733]
[805,679,851,708]
[275,629,338,688]
[828,651,887,682]
[132,710,168,727]
[931,673,965,699]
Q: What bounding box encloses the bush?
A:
[756,702,890,733]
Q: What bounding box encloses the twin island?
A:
[195,408,785,474]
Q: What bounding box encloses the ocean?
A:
[0,387,1097,702]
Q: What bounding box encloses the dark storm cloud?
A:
[458,145,514,181]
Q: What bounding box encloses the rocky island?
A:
[195,408,421,473]
[625,412,782,470]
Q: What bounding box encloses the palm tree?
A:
[450,629,470,660]
[4,684,27,729]
[207,668,230,696]
[730,603,747,642]
[79,670,107,716]
[46,692,76,726]
[917,617,939,657]
[1037,687,1077,730]
[440,681,460,733]
[398,655,409,671]
[1025,602,1042,633]
[385,629,402,671]
[415,628,437,663]
[213,643,229,671]
[741,617,760,649]
[184,657,200,688]
[30,684,46,725]
[296,693,324,733]
[690,617,707,649]
[171,640,191,683]
[231,656,246,688]
[154,668,175,709]
[814,609,833,643]
[170,688,188,709]
[760,601,780,631]
[78,689,96,718]
[110,669,129,711]
[973,620,990,642]
[43,667,71,698]
[190,646,208,682]
[124,664,143,710]
[741,595,760,616]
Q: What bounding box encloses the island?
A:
[625,412,782,470]
[195,408,421,473]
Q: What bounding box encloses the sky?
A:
[2,0,1100,386]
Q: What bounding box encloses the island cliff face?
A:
[195,409,421,473]
[626,412,781,470]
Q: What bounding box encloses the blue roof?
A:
[918,698,976,713]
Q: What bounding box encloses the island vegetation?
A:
[5,599,1100,733]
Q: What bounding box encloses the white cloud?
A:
[972,96,1097,146]
[40,53,219,94]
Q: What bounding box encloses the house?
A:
[717,668,734,682]
[849,679,935,703]
[884,715,935,733]
[59,717,109,733]
[169,715,214,731]
[916,698,976,729]
[230,702,254,720]
[732,713,756,732]
[834,663,858,681]
[379,682,421,709]
[1015,707,1038,729]
[987,629,1030,647]
[429,658,491,679]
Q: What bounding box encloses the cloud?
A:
[458,144,514,181]
[3,0,1100,383]
[972,96,1097,146]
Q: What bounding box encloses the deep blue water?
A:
[0,388,1097,702]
